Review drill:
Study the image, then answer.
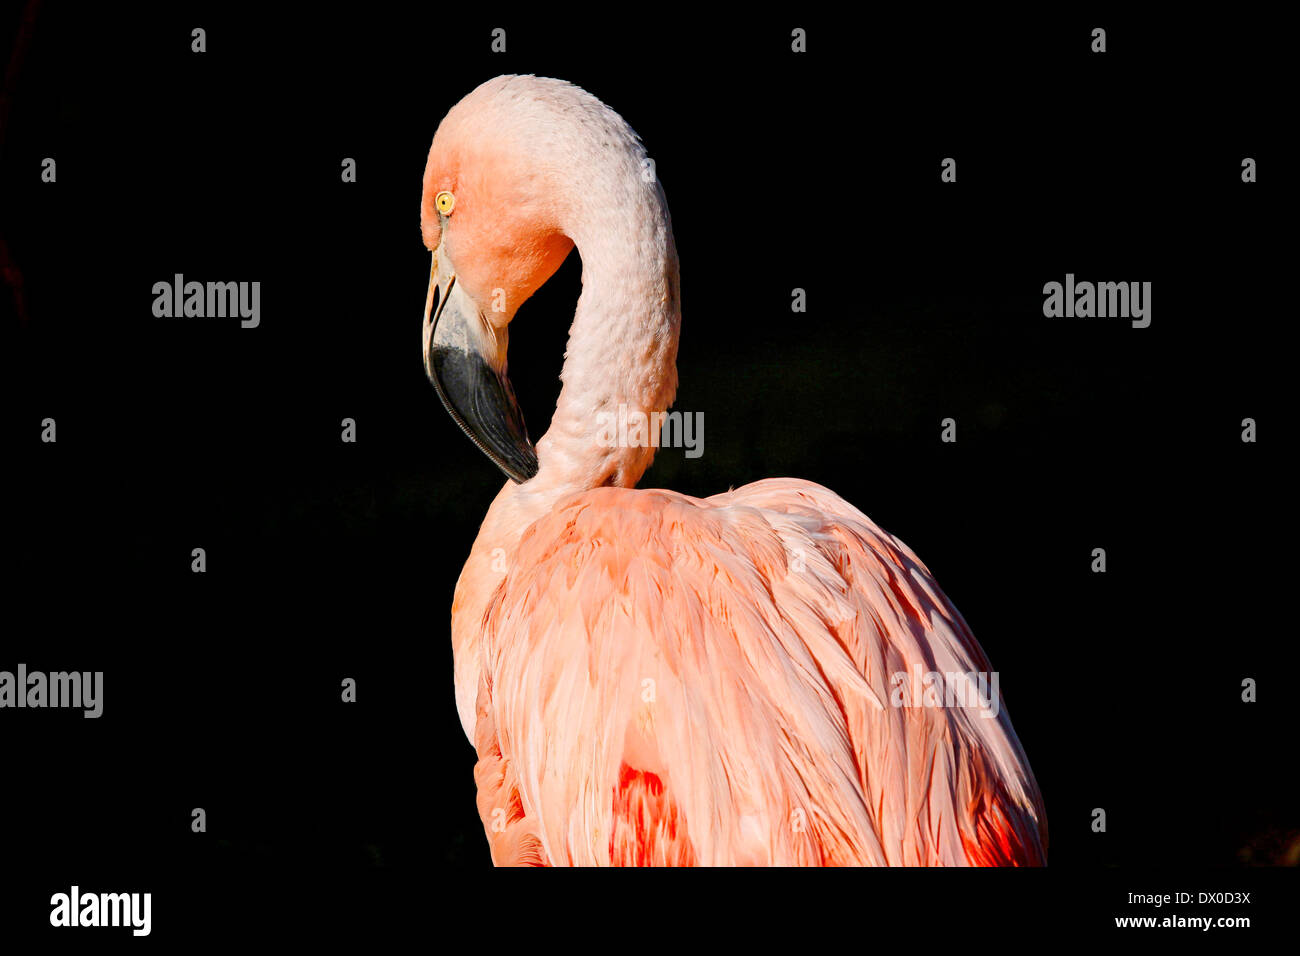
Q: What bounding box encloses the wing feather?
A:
[469,478,1047,866]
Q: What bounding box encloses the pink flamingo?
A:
[421,75,1047,866]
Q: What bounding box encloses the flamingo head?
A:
[420,77,578,483]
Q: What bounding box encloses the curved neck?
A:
[528,167,681,498]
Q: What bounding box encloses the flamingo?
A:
[421,75,1047,866]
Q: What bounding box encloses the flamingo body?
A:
[461,480,1045,866]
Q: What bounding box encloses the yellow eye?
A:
[435,190,455,215]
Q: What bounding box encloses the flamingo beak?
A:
[422,245,539,483]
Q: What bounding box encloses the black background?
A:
[2,3,1294,943]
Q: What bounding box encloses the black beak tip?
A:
[427,345,539,485]
[502,447,539,484]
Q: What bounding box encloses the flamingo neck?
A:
[526,163,681,501]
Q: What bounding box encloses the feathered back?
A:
[464,478,1047,866]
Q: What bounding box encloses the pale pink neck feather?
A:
[517,120,680,509]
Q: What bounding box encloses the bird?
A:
[420,75,1047,866]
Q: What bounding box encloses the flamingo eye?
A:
[435,190,456,215]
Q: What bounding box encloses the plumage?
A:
[421,75,1047,866]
